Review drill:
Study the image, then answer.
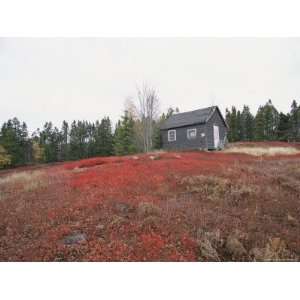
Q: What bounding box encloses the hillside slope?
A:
[0,143,300,261]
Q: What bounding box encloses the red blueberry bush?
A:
[0,144,300,261]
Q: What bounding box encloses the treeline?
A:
[225,99,300,142]
[1,95,300,169]
[0,105,177,168]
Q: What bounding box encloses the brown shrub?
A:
[109,215,129,227]
[276,176,300,193]
[180,175,256,205]
[137,202,162,218]
[229,185,257,205]
[196,228,224,249]
[225,235,247,259]
[180,175,228,197]
[250,237,298,262]
[140,216,161,230]
[198,237,220,262]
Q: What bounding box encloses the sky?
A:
[1,38,300,133]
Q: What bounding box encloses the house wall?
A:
[161,123,207,150]
[205,109,228,150]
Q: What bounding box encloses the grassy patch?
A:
[224,146,300,156]
[180,175,257,205]
[0,190,4,202]
[137,202,162,218]
[0,170,47,192]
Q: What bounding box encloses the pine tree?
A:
[289,100,300,141]
[225,108,232,142]
[114,111,137,156]
[39,122,62,162]
[61,120,69,161]
[264,99,279,140]
[254,100,279,141]
[95,117,113,156]
[69,121,89,160]
[241,105,255,141]
[277,112,290,141]
[0,118,29,165]
[236,110,242,141]
[226,106,239,142]
[255,106,265,141]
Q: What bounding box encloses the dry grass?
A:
[224,146,300,156]
[180,175,229,196]
[180,175,257,205]
[0,170,46,192]
[137,202,162,217]
[0,190,4,202]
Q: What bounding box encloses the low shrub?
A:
[137,202,162,218]
[180,175,256,205]
[250,237,298,262]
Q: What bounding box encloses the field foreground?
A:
[0,142,300,261]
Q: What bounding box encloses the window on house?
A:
[168,130,176,142]
[187,128,197,140]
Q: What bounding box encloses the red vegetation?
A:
[0,143,300,261]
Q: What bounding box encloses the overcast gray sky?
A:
[1,38,300,132]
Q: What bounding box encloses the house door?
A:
[213,125,220,149]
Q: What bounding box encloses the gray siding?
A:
[161,123,207,150]
[205,109,228,150]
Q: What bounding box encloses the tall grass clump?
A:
[0,170,47,192]
[225,146,300,156]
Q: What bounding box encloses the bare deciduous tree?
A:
[136,84,160,152]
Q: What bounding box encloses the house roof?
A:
[160,106,225,130]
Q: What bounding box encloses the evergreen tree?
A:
[0,118,29,165]
[39,122,62,162]
[225,108,232,142]
[86,121,96,158]
[93,117,113,156]
[277,112,290,141]
[69,121,89,160]
[254,100,279,141]
[61,120,69,161]
[114,111,137,156]
[226,106,239,142]
[264,99,279,140]
[289,100,300,141]
[240,105,255,141]
[255,106,266,140]
[236,110,242,141]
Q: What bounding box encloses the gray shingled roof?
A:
[160,106,216,130]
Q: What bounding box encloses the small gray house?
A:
[160,106,228,151]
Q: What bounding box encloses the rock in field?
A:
[137,202,162,218]
[198,237,220,261]
[226,235,247,258]
[197,229,222,261]
[63,232,87,245]
[287,214,298,226]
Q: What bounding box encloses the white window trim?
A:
[187,128,197,140]
[168,130,176,142]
